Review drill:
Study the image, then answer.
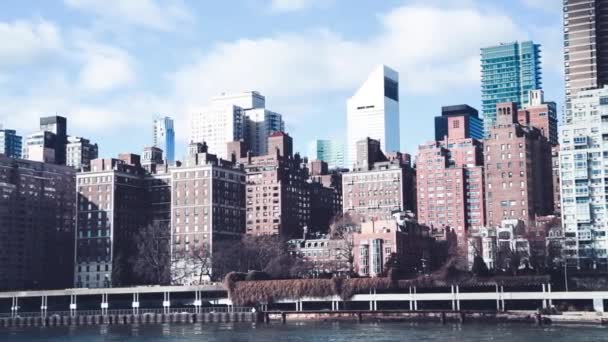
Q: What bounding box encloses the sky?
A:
[0,0,564,161]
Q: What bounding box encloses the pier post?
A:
[451,285,455,311]
[194,291,202,314]
[281,312,286,324]
[547,284,553,308]
[495,285,500,312]
[413,287,418,311]
[409,287,413,311]
[163,292,171,314]
[456,285,460,311]
[11,296,18,318]
[70,295,77,317]
[500,286,505,311]
[132,293,139,315]
[40,295,48,319]
[373,289,378,311]
[101,293,109,316]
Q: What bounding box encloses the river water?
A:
[1,322,607,341]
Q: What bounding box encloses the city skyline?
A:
[0,1,563,160]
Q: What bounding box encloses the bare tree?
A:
[133,222,171,285]
[329,213,361,275]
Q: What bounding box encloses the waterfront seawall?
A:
[0,311,257,328]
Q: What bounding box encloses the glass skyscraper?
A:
[312,139,345,169]
[153,116,175,163]
[0,128,22,159]
[481,41,542,135]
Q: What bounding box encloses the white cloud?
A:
[521,0,561,13]
[64,0,192,31]
[171,5,524,113]
[269,0,333,13]
[77,42,136,92]
[0,19,61,66]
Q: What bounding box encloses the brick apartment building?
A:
[342,138,415,222]
[353,215,432,277]
[228,132,310,238]
[0,155,75,290]
[170,142,246,284]
[416,105,485,251]
[308,159,343,233]
[484,102,553,228]
[75,154,159,288]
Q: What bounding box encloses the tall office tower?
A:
[170,142,246,283]
[311,139,346,169]
[39,116,68,164]
[66,136,98,171]
[346,65,400,168]
[481,41,542,135]
[0,155,75,290]
[434,105,484,141]
[342,138,415,222]
[229,132,310,238]
[190,91,284,159]
[417,105,485,252]
[153,116,176,163]
[0,128,22,158]
[484,102,553,228]
[564,0,608,117]
[559,86,608,270]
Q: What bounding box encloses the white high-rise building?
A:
[346,65,400,168]
[559,85,608,270]
[153,116,176,163]
[189,91,284,159]
[66,136,98,171]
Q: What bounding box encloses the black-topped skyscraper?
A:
[434,105,484,141]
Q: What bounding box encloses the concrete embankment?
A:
[262,310,608,325]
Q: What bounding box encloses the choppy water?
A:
[1,322,608,341]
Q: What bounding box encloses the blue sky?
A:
[0,0,563,160]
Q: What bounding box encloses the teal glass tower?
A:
[481,41,542,135]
